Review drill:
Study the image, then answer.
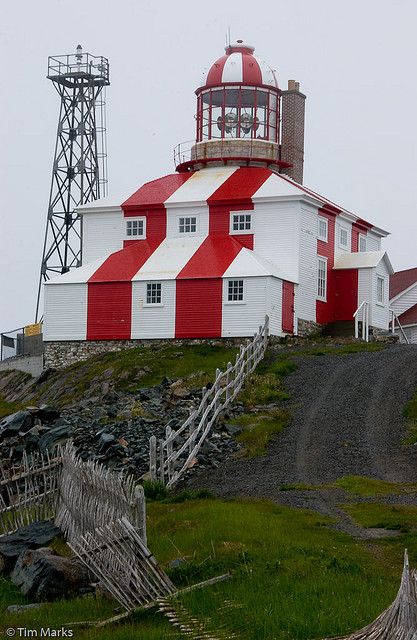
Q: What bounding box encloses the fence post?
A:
[226,362,232,403]
[166,426,173,482]
[149,435,157,481]
[134,485,147,547]
[159,439,165,484]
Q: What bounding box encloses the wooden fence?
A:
[149,316,269,488]
[55,443,147,545]
[69,517,175,612]
[0,449,62,535]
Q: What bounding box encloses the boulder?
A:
[0,411,33,437]
[11,547,92,601]
[0,521,61,566]
[38,405,60,423]
[37,421,72,452]
[98,433,116,452]
[6,603,44,614]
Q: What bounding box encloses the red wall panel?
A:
[316,209,336,324]
[175,279,222,338]
[87,282,132,340]
[282,281,295,333]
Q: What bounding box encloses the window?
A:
[179,217,197,234]
[231,213,252,233]
[359,234,367,252]
[339,227,348,248]
[146,283,162,305]
[227,279,244,302]
[318,217,328,242]
[377,276,385,305]
[126,218,145,238]
[317,257,327,301]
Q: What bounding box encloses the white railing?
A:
[149,316,270,488]
[389,308,410,344]
[353,301,370,342]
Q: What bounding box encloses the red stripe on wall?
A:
[351,222,367,253]
[208,167,271,205]
[231,234,254,249]
[122,173,193,210]
[242,55,262,85]
[178,236,243,279]
[316,209,336,324]
[282,281,295,333]
[87,282,132,340]
[175,279,222,338]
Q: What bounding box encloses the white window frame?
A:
[376,275,385,306]
[125,217,146,239]
[144,282,163,307]
[317,256,327,302]
[230,212,252,235]
[178,215,198,235]
[225,279,245,305]
[339,227,349,249]
[317,216,328,242]
[359,234,367,252]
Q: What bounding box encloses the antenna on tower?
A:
[227,27,231,47]
[35,45,110,322]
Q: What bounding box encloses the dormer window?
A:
[318,217,328,242]
[231,213,252,234]
[339,227,349,249]
[126,218,146,238]
[179,216,197,234]
[359,234,367,252]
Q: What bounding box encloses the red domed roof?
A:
[203,40,278,89]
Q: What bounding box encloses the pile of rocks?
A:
[0,376,244,479]
[0,521,92,603]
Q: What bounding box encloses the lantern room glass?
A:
[196,86,279,143]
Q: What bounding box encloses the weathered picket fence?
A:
[0,449,62,535]
[55,442,147,544]
[149,316,269,488]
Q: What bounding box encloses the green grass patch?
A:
[345,502,417,532]
[334,475,417,496]
[294,342,386,357]
[403,390,417,444]
[232,409,291,457]
[240,372,290,407]
[0,397,24,419]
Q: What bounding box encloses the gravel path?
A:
[187,344,417,531]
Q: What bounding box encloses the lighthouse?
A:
[42,40,392,364]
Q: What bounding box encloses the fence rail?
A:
[149,316,269,488]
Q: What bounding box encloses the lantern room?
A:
[196,41,280,144]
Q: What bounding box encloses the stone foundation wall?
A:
[44,337,249,370]
[297,319,322,337]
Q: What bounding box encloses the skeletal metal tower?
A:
[35,45,110,321]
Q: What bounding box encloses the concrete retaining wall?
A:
[0,354,44,377]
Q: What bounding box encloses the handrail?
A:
[353,301,369,342]
[389,308,410,344]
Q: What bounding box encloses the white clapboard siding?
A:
[357,268,372,309]
[131,281,176,339]
[371,264,390,329]
[222,276,269,337]
[334,217,352,256]
[165,204,209,239]
[366,230,381,252]
[266,277,283,335]
[399,325,417,343]
[295,205,317,322]
[82,209,124,263]
[252,200,300,284]
[390,283,417,316]
[43,284,87,341]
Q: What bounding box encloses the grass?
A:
[344,502,417,532]
[294,342,386,357]
[403,390,417,444]
[1,498,415,638]
[0,397,24,419]
[28,343,239,408]
[232,409,291,458]
[333,475,417,496]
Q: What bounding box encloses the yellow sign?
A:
[24,323,42,337]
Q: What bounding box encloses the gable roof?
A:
[399,302,417,326]
[390,267,417,300]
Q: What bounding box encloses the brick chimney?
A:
[280,80,306,184]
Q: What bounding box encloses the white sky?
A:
[1,0,416,332]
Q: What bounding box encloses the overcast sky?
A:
[1,0,416,333]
